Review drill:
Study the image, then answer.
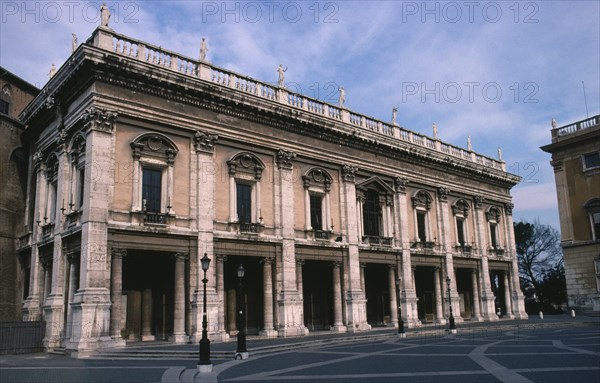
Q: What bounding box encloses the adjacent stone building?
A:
[0,67,38,321]
[541,115,600,312]
[16,19,527,357]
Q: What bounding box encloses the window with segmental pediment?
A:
[227,152,265,233]
[130,133,179,222]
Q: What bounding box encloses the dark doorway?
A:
[364,263,390,326]
[414,266,435,322]
[122,251,175,340]
[456,268,473,319]
[302,261,333,331]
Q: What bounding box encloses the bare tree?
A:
[514,219,562,291]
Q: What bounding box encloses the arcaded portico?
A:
[15,12,526,357]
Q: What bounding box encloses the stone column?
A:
[304,189,311,230]
[503,203,528,319]
[394,177,420,327]
[340,164,369,332]
[471,269,482,321]
[66,107,117,357]
[473,195,498,321]
[360,263,366,292]
[170,253,188,343]
[65,254,79,340]
[110,248,126,345]
[503,272,514,319]
[274,149,306,336]
[331,262,346,332]
[216,255,228,339]
[296,260,304,329]
[388,266,398,327]
[260,258,277,337]
[141,289,154,341]
[433,267,445,324]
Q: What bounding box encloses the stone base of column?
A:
[480,294,499,321]
[435,318,447,325]
[259,329,278,338]
[111,337,126,348]
[470,315,484,322]
[43,299,65,350]
[198,364,213,373]
[169,333,189,343]
[65,289,112,358]
[141,335,156,341]
[277,291,308,337]
[330,324,347,333]
[21,297,42,321]
[502,313,515,320]
[387,320,398,328]
[278,325,309,337]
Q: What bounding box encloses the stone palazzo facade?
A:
[16,25,527,357]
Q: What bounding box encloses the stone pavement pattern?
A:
[187,324,600,383]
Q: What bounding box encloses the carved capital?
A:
[473,195,484,209]
[504,202,514,216]
[58,128,69,151]
[33,151,44,172]
[394,177,409,193]
[173,252,189,262]
[81,106,118,133]
[341,164,358,183]
[276,149,296,169]
[261,257,275,266]
[111,248,127,259]
[194,130,219,153]
[437,187,449,202]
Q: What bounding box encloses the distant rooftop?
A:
[550,115,600,143]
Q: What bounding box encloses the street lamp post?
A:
[396,275,406,338]
[198,253,212,373]
[446,276,457,334]
[235,264,248,360]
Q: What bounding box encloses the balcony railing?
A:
[553,115,599,140]
[488,247,505,256]
[41,223,54,239]
[362,235,393,246]
[77,28,510,174]
[239,222,261,234]
[314,230,331,240]
[65,210,81,227]
[143,212,168,225]
[454,242,474,255]
[410,241,439,252]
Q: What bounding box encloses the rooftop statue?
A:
[338,86,345,108]
[100,3,110,27]
[277,64,287,88]
[199,37,208,61]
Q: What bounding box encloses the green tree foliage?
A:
[514,220,565,311]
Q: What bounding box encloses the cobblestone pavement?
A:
[206,324,600,383]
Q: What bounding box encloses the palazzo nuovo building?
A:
[15,21,527,357]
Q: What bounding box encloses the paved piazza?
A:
[215,325,600,383]
[1,323,599,383]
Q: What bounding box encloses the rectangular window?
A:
[456,218,465,245]
[490,223,498,248]
[142,168,162,212]
[22,267,30,300]
[49,182,57,222]
[0,99,9,115]
[77,168,85,209]
[583,152,600,170]
[592,212,600,240]
[363,190,381,236]
[417,211,427,242]
[236,183,252,223]
[310,195,323,230]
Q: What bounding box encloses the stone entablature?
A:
[20,28,511,185]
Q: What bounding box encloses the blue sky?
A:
[2,0,599,232]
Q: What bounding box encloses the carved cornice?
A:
[341,164,358,183]
[276,149,296,169]
[81,106,118,133]
[194,130,219,153]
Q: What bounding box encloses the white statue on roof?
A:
[277,64,287,88]
[467,135,472,151]
[338,86,345,108]
[199,38,208,61]
[72,33,78,53]
[432,123,438,139]
[100,3,110,27]
[392,106,398,125]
